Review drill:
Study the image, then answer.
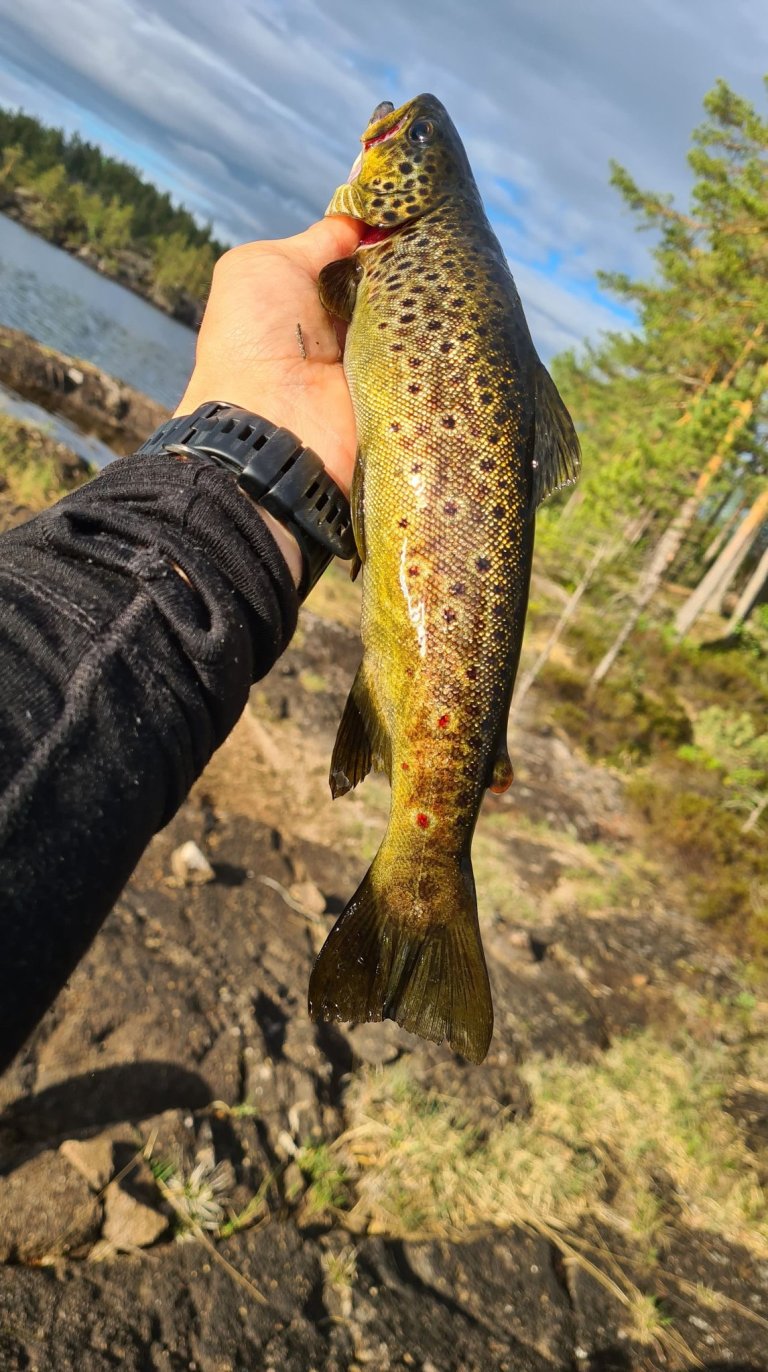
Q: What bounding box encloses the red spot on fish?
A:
[408,565,419,577]
[416,812,430,829]
[401,761,410,771]
[438,714,450,729]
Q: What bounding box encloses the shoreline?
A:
[0,197,209,330]
[0,324,168,456]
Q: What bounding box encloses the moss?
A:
[627,778,768,949]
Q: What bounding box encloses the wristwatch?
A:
[135,401,355,598]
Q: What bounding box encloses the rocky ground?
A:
[0,574,766,1372]
[0,325,168,454]
[0,400,766,1371]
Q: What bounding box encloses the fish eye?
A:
[409,119,435,144]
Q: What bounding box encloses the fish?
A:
[309,94,580,1062]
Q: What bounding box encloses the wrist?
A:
[137,402,354,599]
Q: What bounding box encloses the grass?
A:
[0,412,93,512]
[342,1032,767,1257]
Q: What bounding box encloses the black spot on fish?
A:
[444,501,458,515]
[466,665,478,680]
[457,331,471,342]
[476,557,491,572]
[452,298,466,308]
[378,321,388,329]
[443,608,456,624]
[400,314,416,324]
[480,457,496,471]
[383,211,397,222]
[480,393,493,406]
[488,434,500,445]
[402,298,416,307]
[408,383,421,394]
[399,161,413,174]
[392,343,404,352]
[418,174,428,184]
[412,462,422,473]
[409,357,422,367]
[390,422,401,433]
[492,504,504,519]
[426,319,442,331]
[399,518,409,528]
[383,181,394,190]
[425,272,438,281]
[442,416,456,429]
[451,582,466,596]
[372,197,384,208]
[440,342,453,353]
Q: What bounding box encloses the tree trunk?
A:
[587,370,766,691]
[725,541,768,633]
[675,488,768,637]
[588,496,700,693]
[510,540,612,722]
[703,500,746,565]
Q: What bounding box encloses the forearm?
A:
[0,451,298,1068]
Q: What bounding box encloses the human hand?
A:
[175,218,364,498]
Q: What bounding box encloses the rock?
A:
[170,840,215,886]
[346,1021,406,1066]
[287,880,326,916]
[59,1136,115,1191]
[0,1151,101,1261]
[102,1164,169,1250]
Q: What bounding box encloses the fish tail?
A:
[308,846,493,1063]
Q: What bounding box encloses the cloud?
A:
[0,0,765,357]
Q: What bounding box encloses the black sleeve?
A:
[0,451,298,1069]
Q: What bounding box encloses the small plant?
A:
[321,1244,358,1291]
[150,1156,235,1237]
[296,1143,351,1215]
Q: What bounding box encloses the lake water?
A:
[0,213,196,409]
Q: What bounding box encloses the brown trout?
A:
[309,95,580,1062]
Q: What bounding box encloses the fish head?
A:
[327,94,478,244]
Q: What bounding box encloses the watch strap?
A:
[135,402,355,597]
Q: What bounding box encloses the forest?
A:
[0,106,225,322]
[524,77,768,955]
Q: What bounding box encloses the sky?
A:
[0,0,765,360]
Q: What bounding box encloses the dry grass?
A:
[343,1032,767,1257]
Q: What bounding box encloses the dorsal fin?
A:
[531,364,581,510]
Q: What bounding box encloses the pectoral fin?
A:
[318,256,362,324]
[531,365,581,510]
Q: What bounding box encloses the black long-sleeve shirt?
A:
[0,451,298,1070]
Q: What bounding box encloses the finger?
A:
[286,216,365,277]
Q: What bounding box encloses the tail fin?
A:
[308,850,493,1063]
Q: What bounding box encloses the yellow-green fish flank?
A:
[309,95,580,1062]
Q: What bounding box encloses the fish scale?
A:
[309,94,580,1062]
